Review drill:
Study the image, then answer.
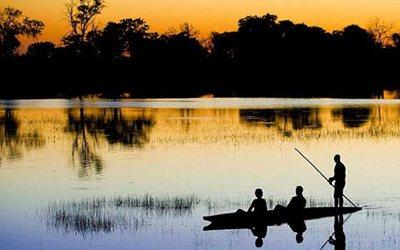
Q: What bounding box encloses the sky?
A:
[1,0,399,48]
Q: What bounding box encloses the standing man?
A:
[328,154,346,208]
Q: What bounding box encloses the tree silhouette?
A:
[0,7,44,57]
[90,18,154,61]
[368,17,394,48]
[3,8,400,98]
[63,0,105,50]
[27,42,56,60]
[159,23,205,64]
[334,25,376,50]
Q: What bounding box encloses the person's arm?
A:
[329,167,337,184]
[247,200,255,212]
[287,198,294,209]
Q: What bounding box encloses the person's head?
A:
[334,154,341,163]
[296,233,304,243]
[295,186,303,196]
[255,188,263,198]
[255,238,263,248]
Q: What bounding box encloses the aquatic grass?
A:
[307,197,333,207]
[366,209,400,222]
[204,197,251,212]
[45,194,201,235]
[46,197,133,236]
[113,194,201,210]
[267,197,288,209]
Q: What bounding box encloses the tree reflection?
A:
[290,108,322,130]
[340,108,371,128]
[240,108,322,137]
[0,109,21,160]
[67,108,105,177]
[97,109,154,148]
[240,109,276,127]
[66,108,154,177]
[0,109,45,161]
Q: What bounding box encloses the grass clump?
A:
[46,197,132,236]
[45,194,200,235]
[113,194,201,210]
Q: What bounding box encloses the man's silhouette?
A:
[274,186,306,214]
[247,188,267,216]
[328,154,346,208]
[287,186,306,210]
[236,188,267,216]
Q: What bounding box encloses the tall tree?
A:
[334,25,376,50]
[63,0,105,46]
[89,18,154,61]
[368,17,394,47]
[27,42,56,60]
[0,7,44,57]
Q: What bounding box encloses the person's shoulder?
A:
[336,162,345,168]
[258,198,267,205]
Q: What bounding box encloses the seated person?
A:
[237,188,267,216]
[287,186,306,210]
[247,188,267,216]
[274,186,306,213]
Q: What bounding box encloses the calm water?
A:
[1,98,400,249]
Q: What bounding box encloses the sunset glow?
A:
[1,0,399,47]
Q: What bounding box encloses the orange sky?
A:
[1,0,399,48]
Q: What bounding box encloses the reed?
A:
[113,194,201,210]
[46,197,131,236]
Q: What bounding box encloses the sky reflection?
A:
[0,99,400,249]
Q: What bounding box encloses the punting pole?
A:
[294,148,357,208]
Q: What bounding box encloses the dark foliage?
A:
[2,12,400,98]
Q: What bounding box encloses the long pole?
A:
[294,148,357,208]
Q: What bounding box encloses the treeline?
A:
[2,2,400,98]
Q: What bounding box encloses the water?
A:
[0,98,400,249]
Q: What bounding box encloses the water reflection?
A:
[240,106,400,140]
[66,108,155,177]
[337,108,371,128]
[250,218,307,247]
[1,104,400,174]
[66,108,105,177]
[2,100,400,249]
[251,224,267,247]
[288,218,307,244]
[0,109,45,161]
[240,108,322,137]
[329,215,346,250]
